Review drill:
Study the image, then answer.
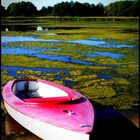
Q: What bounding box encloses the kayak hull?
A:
[4,102,90,140]
[2,79,94,140]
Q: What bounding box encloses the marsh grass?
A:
[1,19,139,111]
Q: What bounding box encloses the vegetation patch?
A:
[1,20,139,111]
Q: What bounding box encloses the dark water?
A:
[98,74,111,81]
[1,25,37,32]
[1,25,82,32]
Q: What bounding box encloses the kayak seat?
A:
[27,91,41,98]
[14,81,29,99]
[27,81,41,98]
[14,81,41,99]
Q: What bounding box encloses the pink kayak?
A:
[2,78,95,140]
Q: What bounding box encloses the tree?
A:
[117,1,133,16]
[105,2,118,16]
[7,1,37,16]
[130,0,139,16]
[39,6,53,16]
[1,5,7,16]
[94,3,105,16]
[72,2,92,16]
[90,4,96,16]
[53,2,72,16]
[105,1,139,16]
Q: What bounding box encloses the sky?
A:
[1,0,121,10]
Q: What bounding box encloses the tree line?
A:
[1,0,139,17]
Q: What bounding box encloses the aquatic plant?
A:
[1,71,14,86]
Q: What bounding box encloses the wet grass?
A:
[1,20,139,111]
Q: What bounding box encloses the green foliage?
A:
[2,0,139,17]
[38,6,53,16]
[105,1,139,16]
[7,1,37,16]
[53,2,72,16]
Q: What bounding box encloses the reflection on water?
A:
[5,115,26,136]
[1,35,133,48]
[34,54,94,65]
[85,51,123,59]
[1,65,111,82]
[2,114,41,140]
[2,25,81,32]
[98,74,111,81]
[2,45,94,66]
[2,46,60,55]
[1,66,69,77]
[1,36,60,43]
[67,39,133,48]
[2,25,37,32]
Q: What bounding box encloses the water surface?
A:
[2,46,60,55]
[1,36,133,48]
[86,51,123,59]
[1,66,67,75]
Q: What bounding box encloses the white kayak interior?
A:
[13,80,69,99]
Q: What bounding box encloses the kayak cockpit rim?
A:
[12,78,82,103]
